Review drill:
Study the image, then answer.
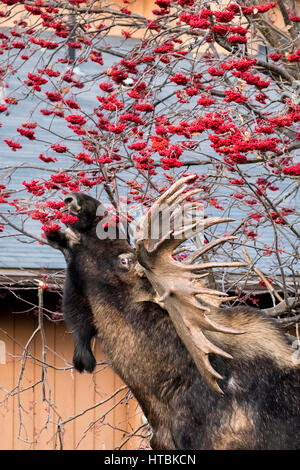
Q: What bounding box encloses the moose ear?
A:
[135,176,247,394]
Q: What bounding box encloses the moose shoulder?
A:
[45,179,299,450]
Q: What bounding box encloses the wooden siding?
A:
[1,0,299,32]
[0,303,146,450]
[0,0,156,32]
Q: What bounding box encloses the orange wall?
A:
[0,0,155,30]
[0,0,298,30]
[0,304,147,450]
[0,0,298,49]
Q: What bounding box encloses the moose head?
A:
[56,176,249,393]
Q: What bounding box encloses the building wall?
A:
[0,291,147,450]
[1,0,297,32]
[0,0,155,30]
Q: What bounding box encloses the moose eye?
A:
[118,253,134,271]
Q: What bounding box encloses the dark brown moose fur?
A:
[46,193,300,450]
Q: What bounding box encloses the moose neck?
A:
[205,306,295,370]
[85,269,197,440]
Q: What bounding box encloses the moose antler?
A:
[135,176,247,394]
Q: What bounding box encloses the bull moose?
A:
[45,176,299,450]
